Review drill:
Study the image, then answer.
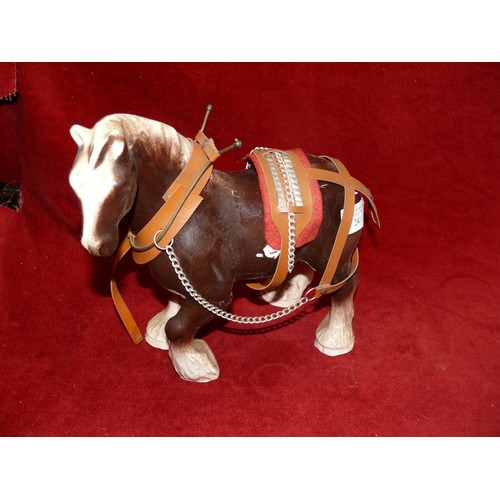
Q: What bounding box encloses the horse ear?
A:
[70,125,91,148]
[107,129,125,159]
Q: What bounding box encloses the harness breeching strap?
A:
[246,152,380,298]
[308,156,380,298]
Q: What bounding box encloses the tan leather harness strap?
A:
[245,152,380,298]
[110,234,143,344]
[246,149,315,292]
[129,138,216,264]
[110,132,224,343]
[309,156,380,297]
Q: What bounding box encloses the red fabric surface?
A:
[1,63,499,436]
[248,148,323,249]
[0,105,20,183]
[0,62,16,100]
[0,63,20,183]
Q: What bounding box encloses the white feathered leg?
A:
[314,271,358,356]
[145,294,183,350]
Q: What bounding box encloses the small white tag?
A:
[341,197,364,234]
[263,244,281,259]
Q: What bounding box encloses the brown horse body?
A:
[70,113,367,382]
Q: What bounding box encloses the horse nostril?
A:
[98,243,116,257]
[98,238,118,257]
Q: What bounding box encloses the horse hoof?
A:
[314,338,354,357]
[314,314,354,357]
[169,339,220,383]
[314,292,355,357]
[145,300,183,350]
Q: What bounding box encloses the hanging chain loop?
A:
[164,240,316,325]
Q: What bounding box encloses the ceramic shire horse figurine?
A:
[69,107,380,383]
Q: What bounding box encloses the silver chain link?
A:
[163,239,316,324]
[271,151,297,273]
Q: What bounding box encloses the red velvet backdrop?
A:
[1,63,499,436]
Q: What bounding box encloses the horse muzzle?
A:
[81,236,117,257]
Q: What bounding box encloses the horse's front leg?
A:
[164,300,220,383]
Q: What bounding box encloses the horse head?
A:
[69,119,137,257]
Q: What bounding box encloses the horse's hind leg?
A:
[145,294,183,350]
[314,271,358,356]
[164,300,220,383]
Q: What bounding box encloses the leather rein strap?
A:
[110,131,222,344]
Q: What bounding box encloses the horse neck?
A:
[117,115,193,232]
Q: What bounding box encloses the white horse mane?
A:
[103,114,190,159]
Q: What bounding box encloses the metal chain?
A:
[271,151,297,273]
[163,239,316,325]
